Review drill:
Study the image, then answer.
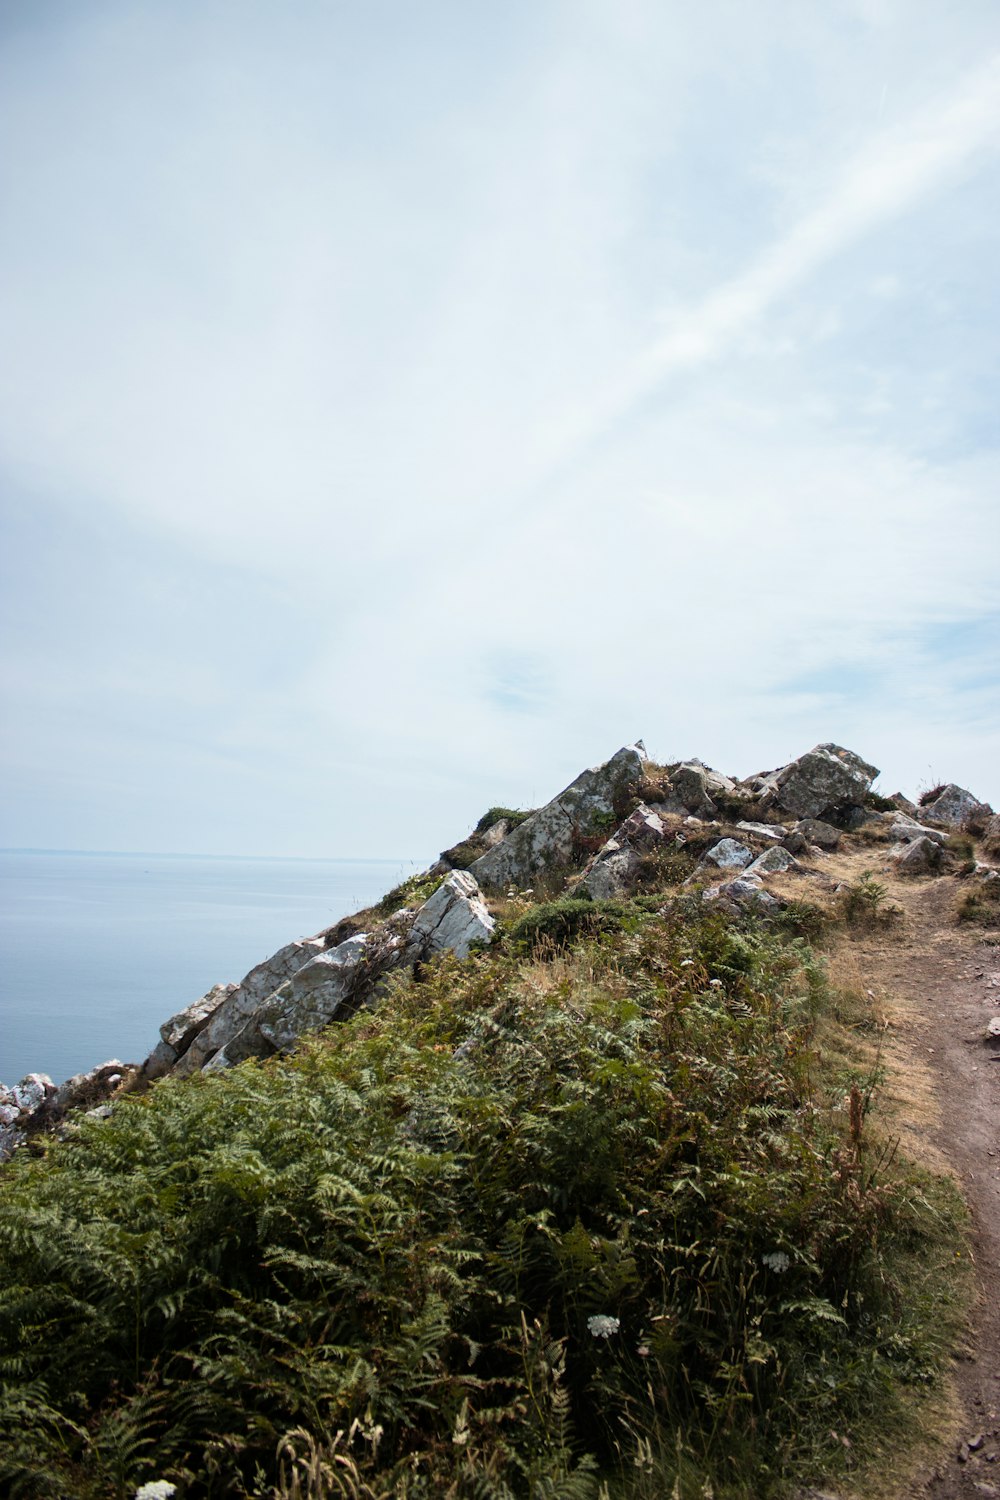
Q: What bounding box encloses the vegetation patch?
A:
[506,897,638,953]
[0,898,968,1499]
[474,806,532,835]
[957,878,1000,927]
[840,872,904,932]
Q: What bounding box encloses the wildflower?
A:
[761,1250,790,1273]
[587,1314,620,1338]
[134,1484,177,1500]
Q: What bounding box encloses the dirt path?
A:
[826,854,1000,1497]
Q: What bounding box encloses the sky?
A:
[1,0,998,859]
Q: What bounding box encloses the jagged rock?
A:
[167,935,328,1077]
[983,814,1000,856]
[781,831,809,855]
[669,762,720,818]
[407,871,496,959]
[470,743,647,890]
[919,784,991,827]
[703,838,753,870]
[889,818,947,848]
[577,805,667,899]
[736,821,787,842]
[792,818,840,849]
[773,744,878,820]
[745,846,798,877]
[207,933,377,1069]
[889,836,943,875]
[889,793,918,816]
[162,983,236,1054]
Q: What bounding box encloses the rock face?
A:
[576,805,668,899]
[206,933,377,1070]
[407,871,496,959]
[773,744,879,820]
[919,784,991,827]
[0,1073,56,1160]
[470,743,647,890]
[164,936,329,1078]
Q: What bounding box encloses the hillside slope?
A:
[0,741,997,1500]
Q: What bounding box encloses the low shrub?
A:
[840,873,903,931]
[507,897,637,953]
[474,806,531,835]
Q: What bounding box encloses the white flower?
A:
[587,1314,620,1339]
[134,1483,177,1500]
[761,1251,790,1273]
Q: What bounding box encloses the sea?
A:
[0,849,426,1088]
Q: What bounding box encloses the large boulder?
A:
[744,846,798,878]
[470,743,647,890]
[407,871,496,959]
[889,816,947,848]
[703,838,753,870]
[576,805,668,899]
[669,762,727,819]
[792,818,841,849]
[889,836,944,876]
[918,784,991,828]
[773,744,879,820]
[166,935,328,1077]
[207,933,378,1069]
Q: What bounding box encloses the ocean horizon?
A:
[0,847,427,1087]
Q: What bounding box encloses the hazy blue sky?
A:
[2,0,998,858]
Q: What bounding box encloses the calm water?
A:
[0,850,424,1087]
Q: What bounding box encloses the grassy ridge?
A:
[0,898,966,1498]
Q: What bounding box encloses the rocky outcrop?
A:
[162,936,329,1078]
[576,805,668,899]
[772,744,879,820]
[470,743,647,890]
[205,932,379,1070]
[919,784,992,828]
[407,871,496,959]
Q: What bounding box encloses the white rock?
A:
[208,934,374,1069]
[470,743,647,890]
[408,871,496,959]
[744,846,798,877]
[169,935,328,1076]
[703,839,753,870]
[889,819,947,847]
[736,821,787,842]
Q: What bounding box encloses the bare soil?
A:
[819,850,1000,1498]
